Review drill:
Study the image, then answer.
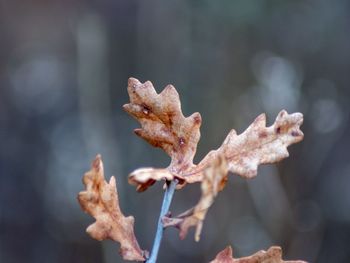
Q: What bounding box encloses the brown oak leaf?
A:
[123,77,201,173]
[210,246,307,263]
[186,110,304,183]
[162,155,228,241]
[78,155,145,261]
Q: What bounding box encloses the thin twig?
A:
[146,180,178,263]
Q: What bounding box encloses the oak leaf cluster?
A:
[78,78,305,262]
[124,78,303,241]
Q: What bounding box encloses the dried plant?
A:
[78,155,146,261]
[210,246,306,263]
[78,78,305,262]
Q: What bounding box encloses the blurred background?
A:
[1,0,350,262]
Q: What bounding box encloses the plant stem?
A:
[146,180,178,263]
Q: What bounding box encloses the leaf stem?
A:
[146,180,178,263]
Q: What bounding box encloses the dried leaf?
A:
[123,78,201,173]
[78,155,145,261]
[186,110,304,183]
[210,246,307,263]
[163,155,228,241]
[128,167,176,192]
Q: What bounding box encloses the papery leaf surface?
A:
[186,110,304,183]
[78,155,145,261]
[124,78,201,174]
[210,246,307,263]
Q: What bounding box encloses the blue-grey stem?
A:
[146,180,178,263]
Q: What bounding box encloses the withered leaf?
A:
[186,110,304,183]
[210,246,307,263]
[128,167,176,192]
[163,155,228,241]
[123,78,201,173]
[78,155,145,261]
